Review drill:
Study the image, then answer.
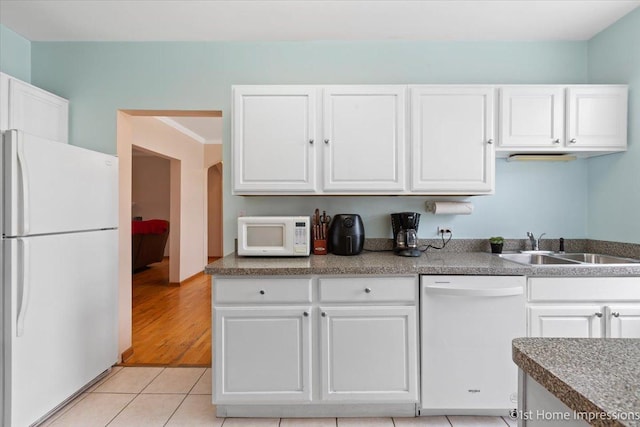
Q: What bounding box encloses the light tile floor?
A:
[42,367,517,427]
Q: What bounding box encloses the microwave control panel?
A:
[294,221,308,253]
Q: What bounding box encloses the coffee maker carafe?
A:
[391,212,422,257]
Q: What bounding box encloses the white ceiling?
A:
[1,1,639,42]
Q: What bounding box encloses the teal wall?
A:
[29,40,591,253]
[588,8,640,244]
[0,25,31,82]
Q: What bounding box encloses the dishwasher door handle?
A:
[425,285,524,297]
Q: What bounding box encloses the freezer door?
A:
[3,230,118,427]
[3,130,118,237]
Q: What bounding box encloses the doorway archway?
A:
[116,109,222,363]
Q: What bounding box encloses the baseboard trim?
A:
[169,270,205,287]
[216,403,417,418]
[121,347,134,363]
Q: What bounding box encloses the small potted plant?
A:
[489,236,504,254]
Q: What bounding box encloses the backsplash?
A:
[362,238,640,256]
[586,240,640,259]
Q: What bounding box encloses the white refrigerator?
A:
[1,130,119,427]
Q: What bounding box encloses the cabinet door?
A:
[214,306,312,403]
[1,72,9,131]
[498,86,564,149]
[232,86,317,193]
[322,86,405,192]
[410,86,494,194]
[320,306,418,402]
[529,306,604,338]
[607,305,640,338]
[566,86,627,149]
[8,77,69,143]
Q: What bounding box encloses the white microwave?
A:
[237,216,311,256]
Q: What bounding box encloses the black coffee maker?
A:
[391,212,422,257]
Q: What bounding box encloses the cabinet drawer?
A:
[214,277,312,303]
[319,276,417,303]
[528,277,640,302]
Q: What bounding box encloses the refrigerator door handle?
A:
[16,132,31,235]
[17,238,31,337]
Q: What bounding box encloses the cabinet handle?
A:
[553,139,560,144]
[309,139,314,145]
[364,287,372,293]
[303,311,309,317]
[487,139,494,145]
[595,312,603,318]
[611,312,620,318]
[259,290,265,295]
[569,138,577,144]
[321,312,327,317]
[324,139,329,144]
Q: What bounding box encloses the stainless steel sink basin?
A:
[498,252,640,266]
[498,253,581,265]
[554,253,640,264]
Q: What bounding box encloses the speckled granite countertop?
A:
[204,251,640,277]
[513,338,640,427]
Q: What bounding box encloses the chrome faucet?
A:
[526,232,546,251]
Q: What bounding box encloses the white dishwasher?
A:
[420,275,526,416]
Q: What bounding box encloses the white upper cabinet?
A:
[322,86,405,192]
[232,86,317,193]
[409,86,495,194]
[566,86,627,150]
[232,84,627,195]
[497,85,627,157]
[0,72,69,143]
[499,86,564,149]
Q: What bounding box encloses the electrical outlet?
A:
[437,227,452,235]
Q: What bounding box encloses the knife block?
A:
[313,239,328,255]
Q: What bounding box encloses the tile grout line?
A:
[185,367,208,395]
[104,394,137,427]
[105,367,167,427]
[88,366,125,393]
[445,415,454,427]
[162,392,190,427]
[41,392,90,426]
[139,366,167,394]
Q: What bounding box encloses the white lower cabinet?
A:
[527,277,640,339]
[529,305,604,338]
[320,306,417,402]
[212,275,419,408]
[607,305,640,338]
[214,306,312,403]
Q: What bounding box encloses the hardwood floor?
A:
[124,258,215,366]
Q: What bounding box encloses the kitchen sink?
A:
[554,253,640,264]
[498,253,581,265]
[498,252,640,266]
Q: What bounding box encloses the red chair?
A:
[132,219,170,271]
